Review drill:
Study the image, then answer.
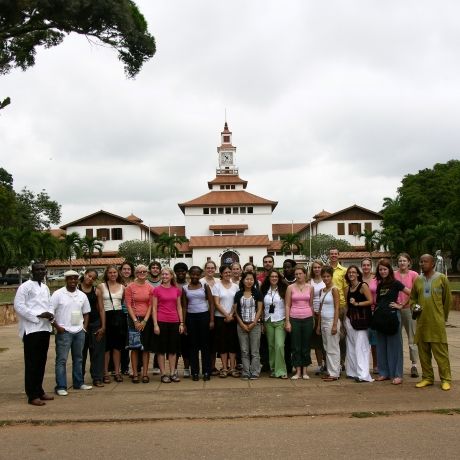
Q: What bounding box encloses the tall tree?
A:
[34,231,61,260]
[4,228,38,281]
[118,239,157,266]
[80,235,104,264]
[0,0,156,78]
[305,234,353,264]
[60,232,82,268]
[156,233,188,265]
[280,233,304,257]
[359,229,380,258]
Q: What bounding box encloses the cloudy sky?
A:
[1,1,458,229]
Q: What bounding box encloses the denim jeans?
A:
[237,323,261,377]
[55,329,86,390]
[82,320,106,383]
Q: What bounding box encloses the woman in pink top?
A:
[394,252,420,378]
[362,257,378,374]
[152,268,184,383]
[285,266,314,380]
[125,265,154,384]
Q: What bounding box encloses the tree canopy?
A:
[380,160,460,271]
[118,239,157,266]
[0,0,156,78]
[303,234,353,263]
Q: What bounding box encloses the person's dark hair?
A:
[148,260,162,270]
[261,269,287,299]
[283,259,296,269]
[375,258,395,286]
[188,265,203,275]
[263,255,274,264]
[219,264,231,277]
[31,261,45,271]
[79,268,98,283]
[120,261,135,275]
[104,265,123,284]
[238,271,259,295]
[173,262,188,272]
[345,265,363,285]
[321,266,334,277]
[243,262,255,272]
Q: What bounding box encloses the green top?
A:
[410,272,452,343]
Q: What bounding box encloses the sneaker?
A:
[249,375,259,380]
[56,389,68,396]
[241,375,250,380]
[183,368,191,378]
[152,367,161,375]
[410,366,419,378]
[78,384,93,390]
[441,381,451,391]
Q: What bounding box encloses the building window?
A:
[218,208,224,214]
[232,207,238,214]
[207,257,211,261]
[211,208,216,215]
[96,228,110,241]
[85,228,94,238]
[111,228,123,240]
[364,222,372,231]
[231,185,235,189]
[248,207,253,214]
[249,256,254,263]
[223,135,230,143]
[348,223,362,235]
[240,207,246,214]
[337,223,345,235]
[220,185,225,190]
[203,208,209,214]
[225,207,231,214]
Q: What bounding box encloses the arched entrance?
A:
[221,251,239,266]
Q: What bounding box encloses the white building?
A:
[51,123,388,270]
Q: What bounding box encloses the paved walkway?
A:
[1,312,460,424]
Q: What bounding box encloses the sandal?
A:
[114,373,123,383]
[291,374,301,380]
[211,368,220,377]
[161,375,171,383]
[93,380,104,387]
[279,375,288,379]
[322,376,339,381]
[170,374,180,383]
[375,376,390,381]
[132,375,140,384]
[392,377,403,385]
[142,375,150,383]
[219,368,228,378]
[230,369,241,378]
[103,375,111,384]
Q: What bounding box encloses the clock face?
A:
[221,152,233,165]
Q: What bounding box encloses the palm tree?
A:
[34,231,61,261]
[60,232,82,268]
[156,233,188,265]
[5,228,38,282]
[404,225,429,260]
[280,233,304,257]
[425,220,457,254]
[359,229,380,259]
[80,235,104,265]
[377,227,405,256]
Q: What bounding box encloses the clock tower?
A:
[217,122,237,175]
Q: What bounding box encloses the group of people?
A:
[13,248,453,406]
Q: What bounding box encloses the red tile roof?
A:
[46,257,125,267]
[272,223,308,235]
[126,213,143,223]
[178,191,278,212]
[189,235,270,248]
[60,210,149,231]
[150,226,186,237]
[207,175,248,189]
[209,224,248,230]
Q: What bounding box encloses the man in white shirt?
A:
[51,270,92,395]
[14,262,55,406]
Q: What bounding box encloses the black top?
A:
[79,284,99,323]
[346,282,368,318]
[233,288,263,319]
[376,280,405,309]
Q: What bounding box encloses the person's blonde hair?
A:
[161,267,177,286]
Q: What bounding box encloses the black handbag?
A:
[370,305,399,335]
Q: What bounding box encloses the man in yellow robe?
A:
[410,254,452,391]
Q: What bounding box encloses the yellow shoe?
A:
[415,380,433,388]
[441,381,451,391]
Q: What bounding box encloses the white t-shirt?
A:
[311,279,326,313]
[200,277,219,296]
[263,289,286,322]
[213,282,239,317]
[51,287,91,333]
